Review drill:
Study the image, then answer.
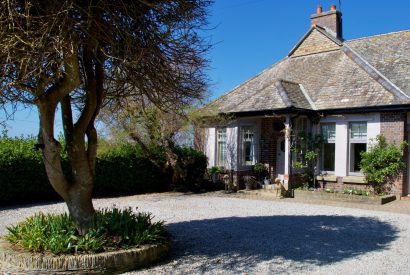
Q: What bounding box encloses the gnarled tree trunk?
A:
[36,48,103,234]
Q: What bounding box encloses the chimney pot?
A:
[310,4,343,39]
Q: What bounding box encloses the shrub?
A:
[94,143,170,196]
[208,166,223,175]
[0,135,60,204]
[342,188,369,196]
[360,135,407,194]
[6,208,167,254]
[172,146,208,189]
[253,163,267,181]
[0,135,207,205]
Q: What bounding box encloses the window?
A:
[321,123,336,172]
[292,117,309,165]
[242,126,255,166]
[216,128,227,166]
[295,117,308,134]
[349,122,367,173]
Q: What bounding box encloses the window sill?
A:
[316,175,337,182]
[343,176,368,184]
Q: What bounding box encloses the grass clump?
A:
[5,207,167,254]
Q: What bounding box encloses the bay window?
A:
[321,123,336,172]
[216,127,227,166]
[242,126,255,166]
[349,122,367,173]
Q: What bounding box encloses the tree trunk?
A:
[66,183,95,235]
[39,102,96,234]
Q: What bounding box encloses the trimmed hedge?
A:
[0,136,58,205]
[94,144,170,196]
[0,136,206,206]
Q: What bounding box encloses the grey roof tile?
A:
[203,28,410,114]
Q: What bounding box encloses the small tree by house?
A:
[291,131,323,188]
[360,135,407,194]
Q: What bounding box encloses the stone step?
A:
[262,184,278,190]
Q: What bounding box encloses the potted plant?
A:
[243,175,256,190]
[253,163,267,185]
[208,166,223,183]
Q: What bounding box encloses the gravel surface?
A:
[1,192,410,274]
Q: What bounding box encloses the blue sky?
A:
[3,0,410,137]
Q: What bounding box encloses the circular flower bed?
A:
[1,207,170,273]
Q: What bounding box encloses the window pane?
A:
[350,122,367,140]
[242,127,254,165]
[245,141,252,161]
[323,143,335,171]
[321,123,336,141]
[217,128,227,166]
[350,143,367,172]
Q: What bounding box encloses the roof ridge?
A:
[342,43,409,100]
[275,79,292,108]
[299,84,317,110]
[279,79,300,86]
[347,29,410,42]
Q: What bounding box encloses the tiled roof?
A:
[347,30,410,97]
[203,27,410,115]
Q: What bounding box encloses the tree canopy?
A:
[0,0,212,232]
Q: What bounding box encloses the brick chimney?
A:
[310,4,343,39]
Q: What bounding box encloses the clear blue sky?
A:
[3,0,410,137]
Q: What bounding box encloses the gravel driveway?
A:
[1,192,410,274]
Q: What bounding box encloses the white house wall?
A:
[320,113,380,176]
[205,127,215,168]
[204,122,238,169]
[204,118,262,171]
[226,125,238,171]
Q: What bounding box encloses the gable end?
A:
[289,27,342,57]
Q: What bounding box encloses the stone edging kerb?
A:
[0,239,169,273]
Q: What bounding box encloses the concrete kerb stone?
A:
[0,239,169,274]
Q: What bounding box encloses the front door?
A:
[276,137,286,178]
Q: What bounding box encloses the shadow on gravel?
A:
[165,215,398,272]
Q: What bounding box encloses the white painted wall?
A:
[203,118,262,171]
[334,121,348,176]
[320,113,380,176]
[205,127,215,168]
[226,123,238,171]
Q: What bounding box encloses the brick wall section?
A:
[310,10,342,38]
[318,181,371,193]
[260,117,285,179]
[380,112,408,196]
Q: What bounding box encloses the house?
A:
[198,4,410,196]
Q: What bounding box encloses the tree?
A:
[291,130,323,188]
[360,135,407,194]
[0,0,211,233]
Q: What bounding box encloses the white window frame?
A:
[321,123,336,173]
[216,127,227,167]
[241,126,255,166]
[348,122,367,175]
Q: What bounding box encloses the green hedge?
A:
[0,136,58,205]
[0,136,207,206]
[94,144,171,196]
